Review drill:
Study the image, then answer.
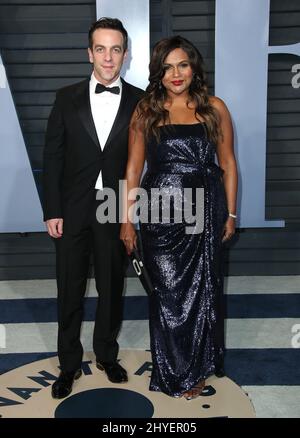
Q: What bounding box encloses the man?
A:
[43,17,144,399]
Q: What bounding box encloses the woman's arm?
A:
[120,109,146,254]
[210,96,238,242]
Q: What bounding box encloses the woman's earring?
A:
[158,81,163,91]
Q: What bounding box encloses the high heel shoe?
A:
[183,380,206,401]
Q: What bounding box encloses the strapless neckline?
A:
[158,122,205,128]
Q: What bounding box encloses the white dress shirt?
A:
[89,73,122,190]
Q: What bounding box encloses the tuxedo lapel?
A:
[102,79,132,154]
[73,79,101,150]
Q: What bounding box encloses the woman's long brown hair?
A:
[135,35,220,144]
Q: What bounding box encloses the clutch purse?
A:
[129,245,154,296]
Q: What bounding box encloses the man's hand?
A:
[46,218,63,238]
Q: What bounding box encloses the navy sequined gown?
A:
[139,123,228,397]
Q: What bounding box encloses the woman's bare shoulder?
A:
[209,95,228,111]
[208,96,232,121]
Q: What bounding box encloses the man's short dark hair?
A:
[88,17,128,51]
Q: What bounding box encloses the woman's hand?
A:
[120,222,137,255]
[222,216,236,243]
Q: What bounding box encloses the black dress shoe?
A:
[96,360,128,383]
[51,369,82,399]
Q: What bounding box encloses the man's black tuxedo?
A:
[43,78,143,234]
[43,78,144,372]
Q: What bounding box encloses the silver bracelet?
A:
[228,213,237,219]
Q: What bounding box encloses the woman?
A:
[120,36,238,400]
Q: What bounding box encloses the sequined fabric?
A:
[140,123,228,397]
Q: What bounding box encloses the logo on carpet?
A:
[0,350,255,418]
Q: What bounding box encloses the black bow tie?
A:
[95,83,120,95]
